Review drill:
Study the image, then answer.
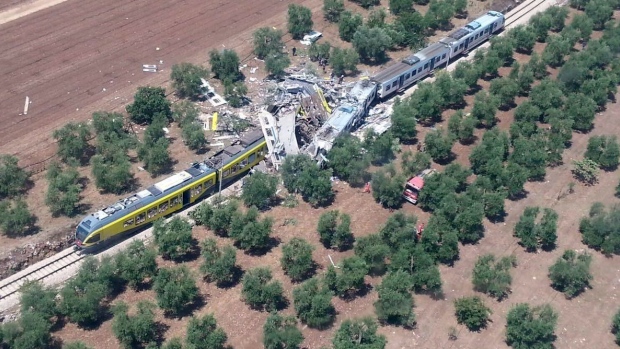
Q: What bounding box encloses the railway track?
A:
[505,0,550,26]
[0,248,84,300]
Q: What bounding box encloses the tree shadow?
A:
[466,84,482,95]
[341,283,373,302]
[488,211,507,224]
[153,321,171,347]
[243,237,281,256]
[78,305,113,331]
[509,189,529,202]
[212,265,244,289]
[169,238,201,263]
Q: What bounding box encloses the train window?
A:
[87,233,100,243]
[123,217,134,227]
[147,207,158,219]
[224,169,231,177]
[240,157,248,167]
[392,81,398,88]
[405,73,410,79]
[136,212,146,224]
[205,178,214,187]
[424,63,429,69]
[159,202,169,213]
[417,68,422,74]
[442,54,446,60]
[171,196,180,206]
[249,153,256,163]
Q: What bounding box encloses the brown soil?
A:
[5,1,620,349]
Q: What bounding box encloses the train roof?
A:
[414,42,449,61]
[440,11,504,46]
[372,61,412,84]
[79,129,265,232]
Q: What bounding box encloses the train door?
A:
[429,57,436,70]
[399,74,405,88]
[464,37,471,51]
[183,190,191,206]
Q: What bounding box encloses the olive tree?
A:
[153,266,199,316]
[281,238,315,282]
[293,277,336,329]
[200,238,238,287]
[242,172,278,210]
[506,303,557,349]
[241,267,285,311]
[548,250,593,298]
[454,296,492,331]
[263,313,304,349]
[126,86,172,124]
[170,63,209,100]
[287,4,313,39]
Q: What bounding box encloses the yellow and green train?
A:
[75,130,267,249]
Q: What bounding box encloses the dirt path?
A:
[0,0,70,24]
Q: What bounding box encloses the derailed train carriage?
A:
[372,11,505,99]
[75,130,267,249]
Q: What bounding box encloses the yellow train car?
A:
[76,130,267,249]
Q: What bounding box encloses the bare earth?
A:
[2,0,620,348]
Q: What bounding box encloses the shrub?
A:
[281,238,315,282]
[242,172,278,210]
[241,267,285,311]
[472,254,516,300]
[454,296,492,331]
[153,266,199,316]
[152,216,194,261]
[333,317,386,349]
[185,313,228,349]
[585,135,620,170]
[263,313,304,349]
[317,210,354,250]
[506,303,557,349]
[170,63,209,99]
[572,159,599,185]
[112,301,158,349]
[548,250,593,298]
[200,238,238,287]
[293,277,335,329]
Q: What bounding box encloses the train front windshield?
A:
[75,225,90,243]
